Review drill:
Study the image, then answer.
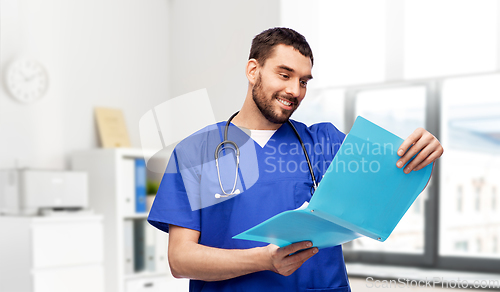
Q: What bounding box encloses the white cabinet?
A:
[71,149,189,292]
[0,215,104,292]
[32,219,103,268]
[33,265,104,292]
[125,276,170,292]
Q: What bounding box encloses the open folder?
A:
[233,116,434,249]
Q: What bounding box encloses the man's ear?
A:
[246,59,259,85]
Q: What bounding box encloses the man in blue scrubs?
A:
[148,27,443,291]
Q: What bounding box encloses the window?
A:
[493,187,497,211]
[477,238,483,253]
[281,0,500,273]
[475,184,481,212]
[455,241,469,252]
[457,185,463,213]
[413,197,421,214]
[282,0,499,86]
[347,85,427,254]
[292,89,345,132]
[404,0,498,78]
[440,74,500,260]
[281,0,386,88]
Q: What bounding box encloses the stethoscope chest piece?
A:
[214,139,241,198]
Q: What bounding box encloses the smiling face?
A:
[251,44,313,125]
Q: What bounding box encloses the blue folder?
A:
[135,159,147,213]
[233,116,434,249]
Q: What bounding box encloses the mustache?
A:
[274,93,298,105]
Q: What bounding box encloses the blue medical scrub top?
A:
[148,120,351,292]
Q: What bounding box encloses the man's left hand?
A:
[396,128,444,174]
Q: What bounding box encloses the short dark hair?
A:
[249,27,314,67]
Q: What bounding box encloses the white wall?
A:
[0,0,282,170]
[0,0,170,169]
[168,0,281,122]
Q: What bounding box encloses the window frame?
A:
[340,77,500,273]
[280,0,500,273]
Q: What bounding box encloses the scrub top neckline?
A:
[249,129,276,148]
[227,121,286,149]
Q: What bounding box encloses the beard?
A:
[252,74,298,124]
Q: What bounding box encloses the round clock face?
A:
[5,59,49,103]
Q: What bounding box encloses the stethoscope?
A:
[214,111,318,199]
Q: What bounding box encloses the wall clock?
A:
[5,59,49,103]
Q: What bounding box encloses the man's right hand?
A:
[264,241,318,276]
[168,224,318,281]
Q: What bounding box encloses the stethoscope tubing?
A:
[214,111,318,198]
[287,119,318,192]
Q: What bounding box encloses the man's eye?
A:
[300,80,308,87]
[280,74,289,79]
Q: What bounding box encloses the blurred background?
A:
[1,0,499,291]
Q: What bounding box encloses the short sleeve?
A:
[147,148,201,233]
[306,121,346,159]
[325,123,346,157]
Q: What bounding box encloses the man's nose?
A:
[285,80,301,98]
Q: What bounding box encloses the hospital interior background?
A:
[1,0,500,291]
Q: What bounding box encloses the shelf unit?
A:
[71,148,188,292]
